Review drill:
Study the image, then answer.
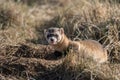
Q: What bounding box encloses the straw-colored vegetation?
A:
[0,0,120,80]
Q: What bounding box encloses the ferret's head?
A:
[44,27,64,45]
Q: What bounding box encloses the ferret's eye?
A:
[47,34,54,38]
[54,34,58,38]
[47,34,50,38]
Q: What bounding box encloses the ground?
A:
[0,0,120,80]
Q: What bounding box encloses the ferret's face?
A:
[44,28,64,45]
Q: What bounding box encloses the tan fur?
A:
[52,33,108,63]
[52,34,70,51]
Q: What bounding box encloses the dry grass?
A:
[0,0,120,80]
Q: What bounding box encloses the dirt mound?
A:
[0,44,65,79]
[0,44,120,80]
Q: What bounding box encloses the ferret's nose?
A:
[51,38,54,42]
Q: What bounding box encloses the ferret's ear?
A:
[44,29,47,34]
[60,28,64,34]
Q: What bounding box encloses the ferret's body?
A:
[44,27,108,63]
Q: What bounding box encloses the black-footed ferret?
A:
[44,27,108,63]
